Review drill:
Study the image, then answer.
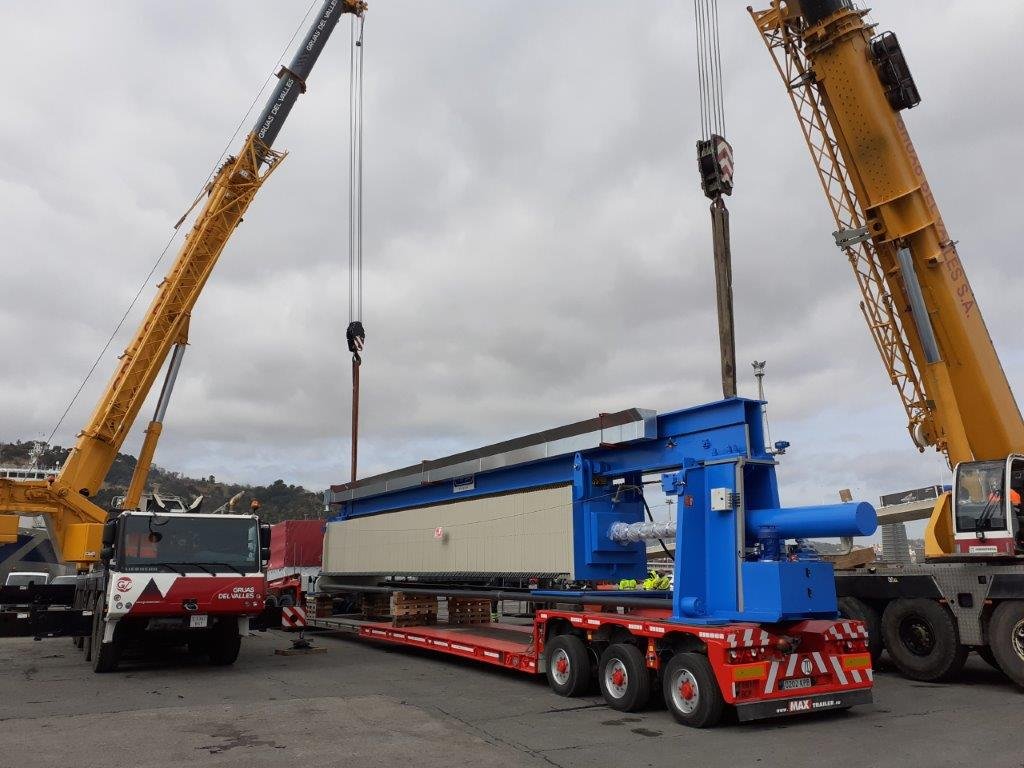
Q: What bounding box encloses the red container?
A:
[268,520,325,570]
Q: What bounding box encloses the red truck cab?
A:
[83,511,270,672]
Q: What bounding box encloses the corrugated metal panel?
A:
[322,486,575,577]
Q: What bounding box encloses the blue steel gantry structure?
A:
[326,397,876,627]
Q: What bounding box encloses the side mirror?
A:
[100,545,114,562]
[151,492,169,514]
[259,524,272,548]
[101,520,118,548]
[260,547,271,565]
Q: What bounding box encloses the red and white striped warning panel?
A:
[827,620,869,640]
[725,627,771,648]
[281,606,307,629]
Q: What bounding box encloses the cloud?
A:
[1,0,1022,516]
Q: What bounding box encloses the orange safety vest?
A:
[991,489,1022,505]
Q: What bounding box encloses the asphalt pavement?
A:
[1,629,1022,768]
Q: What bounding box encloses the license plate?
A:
[781,677,812,690]
[189,614,208,628]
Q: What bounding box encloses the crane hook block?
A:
[697,135,734,199]
[347,321,366,360]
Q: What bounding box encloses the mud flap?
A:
[735,688,872,722]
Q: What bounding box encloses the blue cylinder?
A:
[745,502,877,540]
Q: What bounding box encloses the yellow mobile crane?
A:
[0,1,366,671]
[751,0,1024,686]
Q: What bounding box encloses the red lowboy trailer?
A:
[308,599,872,728]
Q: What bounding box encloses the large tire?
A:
[988,601,1024,687]
[544,635,592,697]
[661,653,725,728]
[208,621,241,666]
[881,598,966,682]
[598,643,651,712]
[91,595,120,673]
[839,596,883,662]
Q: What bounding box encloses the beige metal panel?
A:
[322,486,575,577]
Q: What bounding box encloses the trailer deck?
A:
[310,614,540,672]
[307,604,874,725]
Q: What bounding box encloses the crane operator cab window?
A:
[955,461,1009,536]
[1012,460,1024,551]
[954,459,1024,552]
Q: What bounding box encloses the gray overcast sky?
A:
[2,1,1022,521]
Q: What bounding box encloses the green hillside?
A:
[0,440,326,523]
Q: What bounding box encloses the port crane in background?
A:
[752,0,1024,686]
[0,0,367,671]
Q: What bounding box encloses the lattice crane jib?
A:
[753,2,1024,466]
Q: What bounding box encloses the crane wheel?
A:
[839,597,883,662]
[90,594,121,673]
[881,598,966,682]
[544,635,592,697]
[661,653,724,728]
[598,643,651,712]
[988,601,1024,687]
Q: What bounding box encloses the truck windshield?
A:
[119,516,259,574]
[4,573,49,586]
[955,461,1007,533]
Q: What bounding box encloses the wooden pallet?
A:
[306,594,335,619]
[822,547,876,571]
[447,598,492,626]
[392,593,438,627]
[360,594,391,619]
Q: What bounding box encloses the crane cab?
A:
[950,456,1024,557]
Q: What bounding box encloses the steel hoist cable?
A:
[693,0,726,140]
[346,13,367,484]
[693,0,737,399]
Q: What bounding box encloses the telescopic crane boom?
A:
[751,0,1024,556]
[0,0,366,565]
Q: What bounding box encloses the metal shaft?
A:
[319,582,673,610]
[711,197,737,398]
[351,358,360,483]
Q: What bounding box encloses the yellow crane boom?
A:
[751,0,1024,555]
[751,0,1024,465]
[0,0,366,565]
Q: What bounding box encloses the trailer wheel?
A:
[544,635,592,697]
[91,595,120,673]
[208,621,241,666]
[989,601,1024,687]
[839,596,882,662]
[598,643,651,712]
[881,598,966,682]
[662,653,724,728]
